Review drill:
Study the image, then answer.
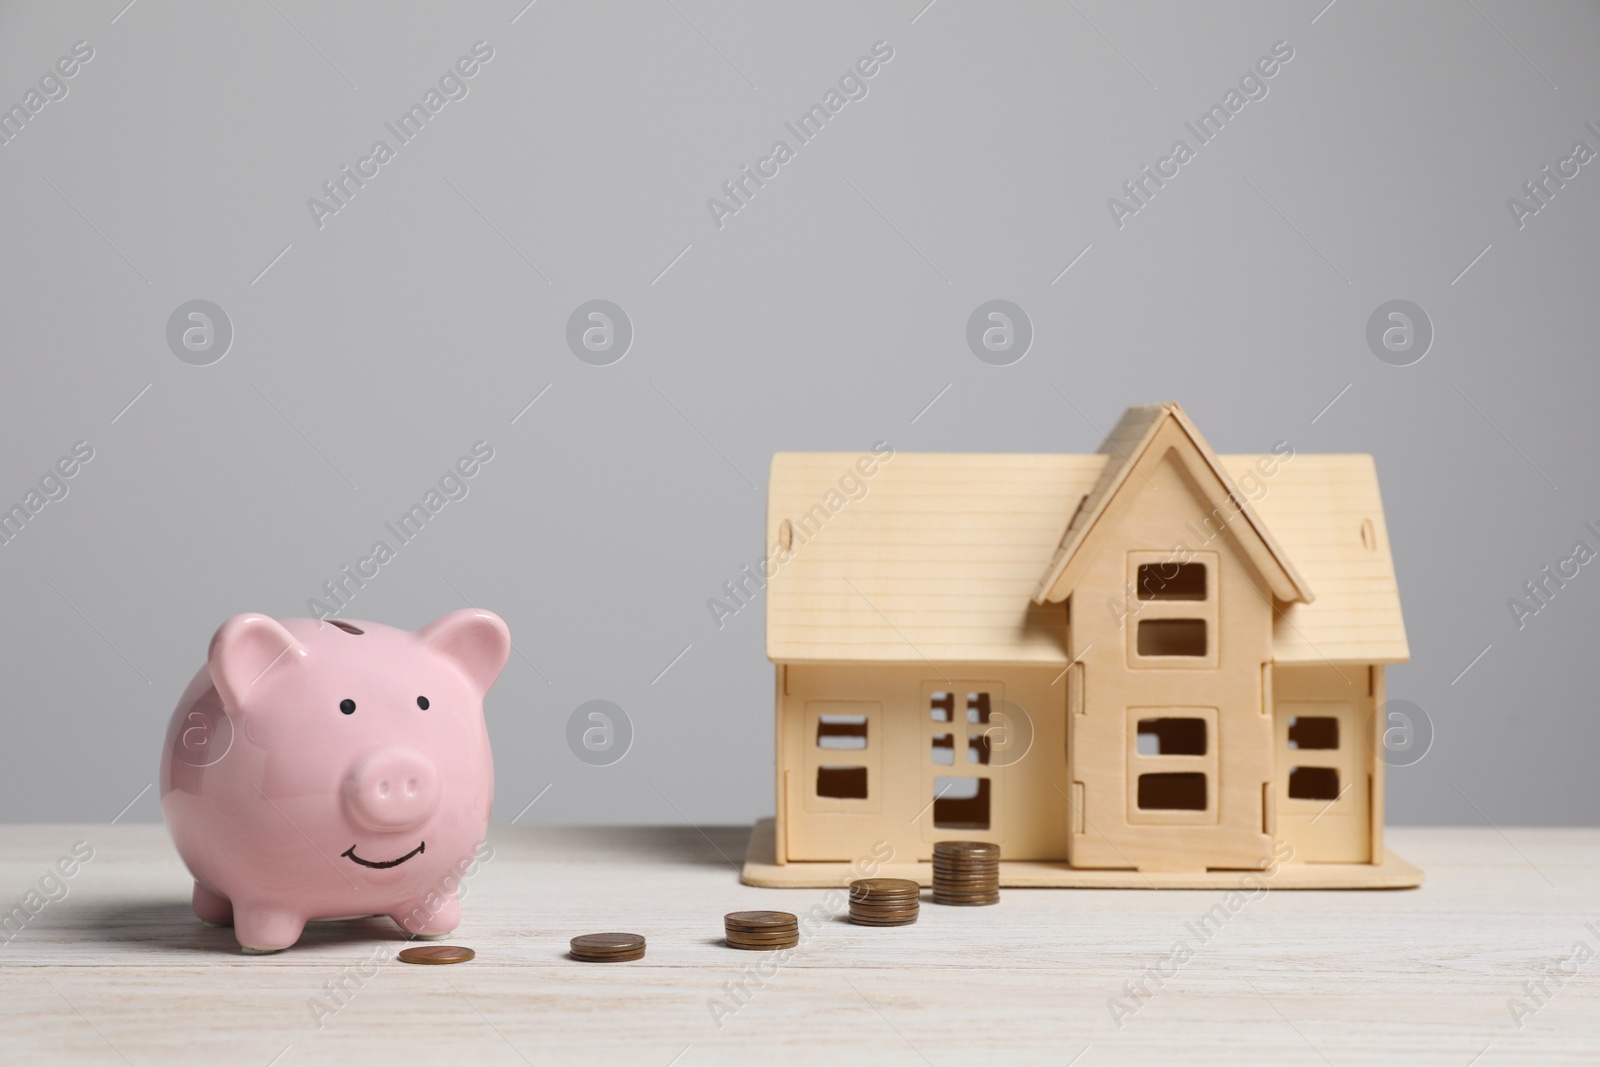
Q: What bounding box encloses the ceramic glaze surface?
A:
[160,609,509,953]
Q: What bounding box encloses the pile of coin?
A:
[931,840,1000,906]
[569,932,646,962]
[848,877,920,926]
[724,910,799,950]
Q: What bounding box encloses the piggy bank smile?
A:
[341,842,426,869]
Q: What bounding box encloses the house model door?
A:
[1274,701,1369,863]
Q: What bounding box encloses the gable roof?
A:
[765,449,1407,667]
[1033,403,1314,606]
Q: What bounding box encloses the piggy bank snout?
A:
[343,749,440,832]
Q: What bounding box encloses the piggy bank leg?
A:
[192,882,233,926]
[390,891,459,941]
[233,904,307,954]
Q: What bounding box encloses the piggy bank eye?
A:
[416,696,430,710]
[339,699,356,715]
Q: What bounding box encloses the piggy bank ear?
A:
[208,614,306,711]
[418,609,510,695]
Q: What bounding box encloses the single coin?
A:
[850,878,920,894]
[570,932,646,958]
[727,937,800,950]
[725,910,798,927]
[934,840,1000,855]
[571,954,644,961]
[397,945,476,965]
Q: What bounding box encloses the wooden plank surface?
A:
[2,825,1596,1064]
[765,451,1407,667]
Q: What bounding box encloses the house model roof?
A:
[765,405,1408,667]
[1033,403,1315,606]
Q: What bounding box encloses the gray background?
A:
[1,0,1595,828]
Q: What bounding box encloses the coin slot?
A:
[966,692,992,724]
[817,714,867,750]
[931,733,954,766]
[1287,716,1339,750]
[327,619,364,635]
[1136,562,1206,600]
[1136,772,1207,811]
[1136,618,1207,657]
[929,691,954,723]
[1135,717,1206,756]
[1360,518,1376,552]
[816,765,868,800]
[1288,766,1340,801]
[932,776,991,830]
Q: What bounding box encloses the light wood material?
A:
[780,666,1069,862]
[765,451,1407,667]
[1035,403,1313,606]
[4,824,1591,1064]
[744,818,1422,889]
[767,407,1408,872]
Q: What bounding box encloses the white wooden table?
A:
[2,825,1595,1065]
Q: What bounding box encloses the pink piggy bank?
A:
[160,609,509,953]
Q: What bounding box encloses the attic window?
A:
[1136,563,1206,601]
[966,692,992,724]
[817,715,867,750]
[930,692,955,722]
[1137,619,1207,657]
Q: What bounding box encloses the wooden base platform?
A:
[741,818,1424,889]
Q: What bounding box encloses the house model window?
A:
[1286,714,1344,801]
[803,702,881,812]
[1127,707,1219,825]
[1127,553,1219,669]
[928,689,996,831]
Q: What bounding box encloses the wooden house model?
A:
[744,403,1421,888]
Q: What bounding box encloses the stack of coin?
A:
[569,932,646,962]
[724,910,799,950]
[931,840,1001,906]
[848,877,920,926]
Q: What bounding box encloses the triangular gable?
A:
[1032,402,1314,605]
